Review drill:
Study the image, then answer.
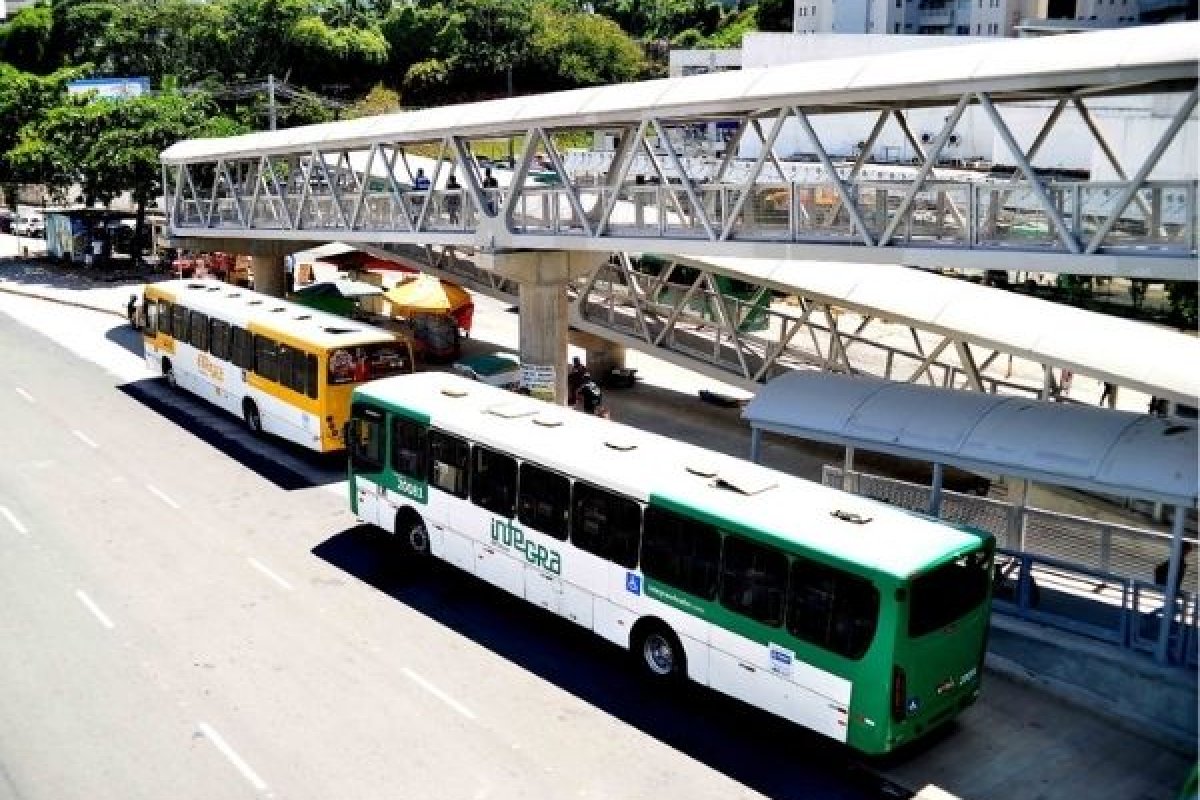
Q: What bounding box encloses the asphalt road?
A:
[0,294,888,798]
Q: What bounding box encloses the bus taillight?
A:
[891,665,907,722]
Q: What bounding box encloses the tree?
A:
[9,91,244,260]
[0,64,89,190]
[756,0,794,31]
[0,4,55,72]
[529,3,645,90]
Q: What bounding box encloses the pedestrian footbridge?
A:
[162,23,1199,280]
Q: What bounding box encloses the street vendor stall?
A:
[383,275,474,362]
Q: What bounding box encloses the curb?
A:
[0,281,126,319]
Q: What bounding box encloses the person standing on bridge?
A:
[445,173,462,225]
[482,167,499,215]
[413,168,430,192]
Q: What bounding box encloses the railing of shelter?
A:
[822,465,1198,665]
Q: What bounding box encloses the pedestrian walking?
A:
[1099,381,1116,407]
[413,168,430,191]
[482,167,499,214]
[567,356,586,406]
[578,372,604,415]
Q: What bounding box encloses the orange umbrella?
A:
[383,275,471,315]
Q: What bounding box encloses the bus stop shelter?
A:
[743,371,1198,664]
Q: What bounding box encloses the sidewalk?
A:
[1,251,1194,800]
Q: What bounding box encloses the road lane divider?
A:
[75,589,115,629]
[146,484,181,510]
[0,506,29,535]
[196,722,269,792]
[248,557,293,591]
[72,429,100,449]
[402,667,477,720]
[15,387,35,403]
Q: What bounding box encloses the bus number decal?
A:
[490,518,561,575]
[394,474,428,504]
[197,352,225,384]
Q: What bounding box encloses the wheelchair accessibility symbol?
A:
[626,573,642,595]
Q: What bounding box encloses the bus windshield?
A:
[328,343,412,385]
[908,547,992,638]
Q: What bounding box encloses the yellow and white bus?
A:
[141,279,414,452]
[347,373,994,755]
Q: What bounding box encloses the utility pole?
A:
[267,74,277,131]
[506,64,514,167]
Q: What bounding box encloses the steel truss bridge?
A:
[163,24,1199,280]
[373,241,1199,408]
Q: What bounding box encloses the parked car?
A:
[451,351,522,390]
[13,214,45,238]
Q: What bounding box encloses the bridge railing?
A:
[169,173,1198,257]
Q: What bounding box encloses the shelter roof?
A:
[681,256,1200,405]
[162,22,1198,163]
[743,372,1198,507]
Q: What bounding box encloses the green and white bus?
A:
[347,373,993,755]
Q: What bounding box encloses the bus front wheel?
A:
[242,399,262,434]
[402,518,431,558]
[633,622,686,684]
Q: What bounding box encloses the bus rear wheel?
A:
[163,360,177,390]
[242,399,262,434]
[633,623,686,684]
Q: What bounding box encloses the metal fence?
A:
[823,466,1198,666]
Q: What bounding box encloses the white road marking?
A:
[402,667,477,720]
[197,722,269,792]
[0,506,29,535]
[72,429,99,449]
[248,557,293,591]
[146,484,181,510]
[75,590,115,629]
[15,387,35,403]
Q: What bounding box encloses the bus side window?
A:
[145,298,159,335]
[391,417,427,481]
[518,463,570,541]
[209,319,231,360]
[157,299,172,336]
[427,430,469,499]
[570,482,641,567]
[718,535,788,627]
[349,405,385,471]
[786,558,879,660]
[254,334,280,382]
[231,327,254,370]
[641,506,720,601]
[189,311,209,351]
[470,445,517,518]
[278,344,306,395]
[171,304,189,340]
[305,354,318,399]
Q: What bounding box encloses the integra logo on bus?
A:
[491,518,561,574]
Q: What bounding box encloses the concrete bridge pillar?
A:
[484,250,607,404]
[251,254,287,297]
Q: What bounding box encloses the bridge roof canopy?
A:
[681,256,1200,406]
[162,22,1198,164]
[743,372,1198,507]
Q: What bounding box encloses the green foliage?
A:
[529,2,644,90]
[0,3,54,72]
[347,84,403,118]
[1166,282,1198,329]
[755,0,794,31]
[0,63,90,185]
